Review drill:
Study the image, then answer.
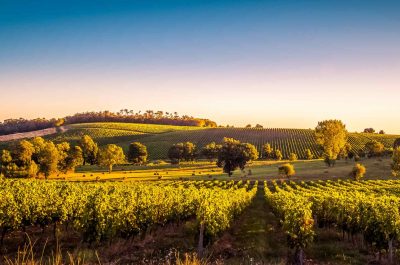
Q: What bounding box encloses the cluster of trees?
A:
[0,110,217,136]
[167,138,259,176]
[245,124,264,129]
[363,128,385,134]
[0,118,59,135]
[0,137,83,178]
[64,110,217,127]
[0,136,149,178]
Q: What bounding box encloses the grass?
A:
[49,157,394,182]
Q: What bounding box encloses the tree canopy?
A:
[128,142,148,164]
[98,144,125,173]
[79,135,99,165]
[216,138,258,176]
[315,120,348,167]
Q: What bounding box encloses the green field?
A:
[44,122,400,160]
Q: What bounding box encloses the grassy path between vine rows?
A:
[212,186,287,264]
[212,186,374,265]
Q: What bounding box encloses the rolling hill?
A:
[1,122,399,160]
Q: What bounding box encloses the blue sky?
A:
[1,0,399,132]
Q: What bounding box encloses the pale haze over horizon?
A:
[1,1,399,133]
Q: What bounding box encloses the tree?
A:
[338,142,352,160]
[245,124,252,128]
[350,163,366,181]
[363,128,375,133]
[255,124,263,128]
[128,142,148,165]
[275,149,283,161]
[168,143,184,164]
[98,144,125,173]
[315,120,348,167]
[0,150,13,176]
[393,138,400,149]
[38,141,60,178]
[201,142,221,162]
[278,163,295,179]
[79,135,99,165]
[392,147,400,176]
[27,161,39,177]
[379,130,385,134]
[305,149,314,160]
[289,153,298,161]
[31,137,46,163]
[262,143,274,159]
[216,138,258,176]
[12,140,34,167]
[365,140,384,157]
[64,146,84,173]
[56,142,71,171]
[182,142,197,162]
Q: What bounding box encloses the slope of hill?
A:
[1,122,398,160]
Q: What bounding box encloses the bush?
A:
[350,163,366,181]
[289,153,298,161]
[278,163,295,178]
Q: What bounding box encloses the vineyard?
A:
[0,179,257,257]
[265,179,400,264]
[1,122,399,160]
[44,123,400,160]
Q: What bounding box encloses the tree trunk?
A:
[389,238,394,264]
[0,228,7,249]
[197,222,205,258]
[294,247,304,265]
[109,165,112,173]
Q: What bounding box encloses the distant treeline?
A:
[0,110,217,135]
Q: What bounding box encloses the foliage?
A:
[365,140,385,157]
[216,138,258,176]
[262,143,274,159]
[350,163,366,181]
[37,141,60,177]
[0,179,256,247]
[315,120,348,166]
[305,149,313,160]
[278,163,295,178]
[98,144,125,173]
[79,135,99,165]
[168,142,197,164]
[392,147,400,176]
[275,149,283,161]
[201,142,221,162]
[289,153,297,161]
[364,128,375,133]
[128,142,148,164]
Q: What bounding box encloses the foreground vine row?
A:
[0,179,257,252]
[265,179,400,264]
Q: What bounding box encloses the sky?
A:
[0,0,399,133]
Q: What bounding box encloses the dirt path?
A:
[213,186,287,264]
[0,126,67,142]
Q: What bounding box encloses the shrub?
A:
[278,163,295,179]
[289,153,298,161]
[350,163,366,181]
